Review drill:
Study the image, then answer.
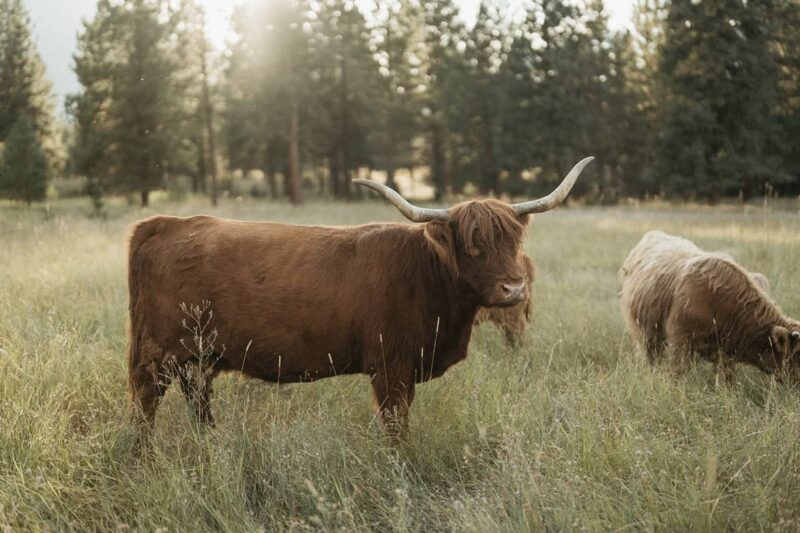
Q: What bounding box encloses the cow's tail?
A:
[126,218,160,395]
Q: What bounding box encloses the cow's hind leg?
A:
[666,332,698,376]
[129,336,171,429]
[644,336,665,366]
[177,360,216,427]
[371,368,415,441]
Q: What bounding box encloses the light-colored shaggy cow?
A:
[475,254,535,343]
[620,231,799,382]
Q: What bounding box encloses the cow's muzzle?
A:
[496,281,526,306]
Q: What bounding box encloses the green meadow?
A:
[1,197,799,531]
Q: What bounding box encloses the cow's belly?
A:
[212,319,363,383]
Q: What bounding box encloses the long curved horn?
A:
[353,179,449,222]
[511,157,595,215]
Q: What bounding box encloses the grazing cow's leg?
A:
[178,361,216,427]
[714,352,736,387]
[129,336,171,428]
[665,331,696,375]
[664,312,700,375]
[371,368,416,440]
[643,335,664,365]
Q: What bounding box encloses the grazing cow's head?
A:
[770,325,800,380]
[354,157,594,308]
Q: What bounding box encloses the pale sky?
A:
[23,0,635,113]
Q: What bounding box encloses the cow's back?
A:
[619,231,703,346]
[667,252,784,357]
[129,215,383,378]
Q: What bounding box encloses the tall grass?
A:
[1,197,799,530]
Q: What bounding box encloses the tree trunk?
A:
[195,134,206,193]
[329,154,341,198]
[201,40,218,207]
[140,189,150,207]
[386,147,397,191]
[267,169,278,199]
[340,56,352,200]
[287,97,303,205]
[265,142,278,199]
[431,121,446,202]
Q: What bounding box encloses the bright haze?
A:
[24,0,635,111]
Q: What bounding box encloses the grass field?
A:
[1,196,800,531]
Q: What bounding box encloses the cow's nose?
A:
[501,281,526,302]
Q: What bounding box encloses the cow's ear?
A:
[516,213,531,227]
[770,326,790,355]
[424,220,459,277]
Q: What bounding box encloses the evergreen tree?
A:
[67,0,116,200]
[496,16,538,195]
[457,2,505,194]
[656,0,783,201]
[0,115,49,204]
[307,0,378,199]
[170,0,219,204]
[371,0,421,191]
[772,0,800,192]
[224,0,309,204]
[70,0,202,207]
[0,0,54,163]
[223,3,271,192]
[419,0,468,200]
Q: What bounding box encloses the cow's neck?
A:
[411,230,482,379]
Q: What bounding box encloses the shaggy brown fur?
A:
[475,254,535,343]
[620,231,800,383]
[128,200,531,436]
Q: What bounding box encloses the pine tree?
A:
[223,3,271,193]
[170,0,219,205]
[0,115,49,204]
[224,0,308,204]
[772,0,800,193]
[455,2,504,194]
[419,0,468,200]
[500,0,614,199]
[371,0,421,191]
[67,0,117,200]
[656,0,783,201]
[0,0,54,162]
[307,0,378,199]
[496,16,538,195]
[70,0,193,206]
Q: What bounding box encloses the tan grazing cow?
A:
[620,231,799,383]
[475,254,535,343]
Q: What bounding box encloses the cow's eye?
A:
[472,229,483,248]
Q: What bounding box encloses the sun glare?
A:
[198,0,241,49]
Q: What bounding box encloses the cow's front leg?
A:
[177,361,216,427]
[714,351,736,387]
[370,368,415,440]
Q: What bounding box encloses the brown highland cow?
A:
[620,230,799,383]
[475,253,535,343]
[127,158,594,436]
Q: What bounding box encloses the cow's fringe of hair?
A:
[423,200,528,278]
[450,200,528,256]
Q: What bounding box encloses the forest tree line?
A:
[1,0,800,206]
